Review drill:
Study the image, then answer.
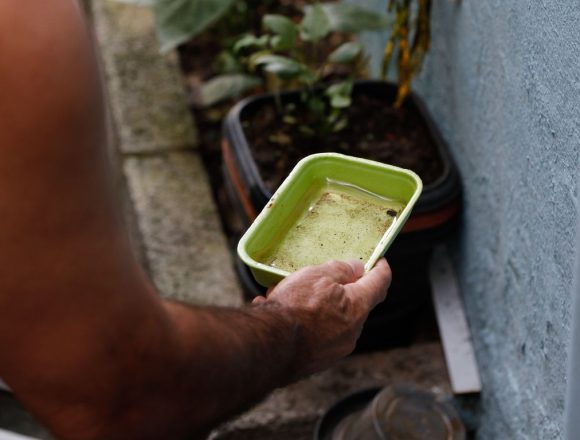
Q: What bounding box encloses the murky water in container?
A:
[259,180,406,272]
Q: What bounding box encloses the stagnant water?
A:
[259,180,406,272]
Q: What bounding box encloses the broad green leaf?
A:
[326,81,353,109]
[154,0,235,53]
[326,80,353,97]
[318,3,391,33]
[270,36,282,49]
[300,4,331,42]
[328,42,363,64]
[253,54,307,80]
[233,34,270,53]
[329,94,351,108]
[263,15,298,50]
[200,74,262,107]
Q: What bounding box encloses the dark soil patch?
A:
[179,33,224,84]
[242,93,444,193]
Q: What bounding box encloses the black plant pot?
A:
[222,80,462,258]
[222,80,462,349]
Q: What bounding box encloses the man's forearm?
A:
[153,301,301,436]
[80,297,302,440]
[4,289,303,440]
[76,299,302,440]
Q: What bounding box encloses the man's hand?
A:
[252,259,392,377]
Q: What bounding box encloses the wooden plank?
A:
[430,246,482,395]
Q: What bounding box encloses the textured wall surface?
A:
[354,1,580,438]
[420,3,580,438]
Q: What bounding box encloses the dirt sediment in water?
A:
[260,183,406,272]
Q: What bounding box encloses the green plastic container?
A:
[237,153,423,287]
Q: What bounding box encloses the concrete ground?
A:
[0,1,450,438]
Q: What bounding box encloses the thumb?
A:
[345,258,392,310]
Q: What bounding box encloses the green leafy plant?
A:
[116,0,281,107]
[226,3,390,136]
[381,0,431,107]
[117,0,257,53]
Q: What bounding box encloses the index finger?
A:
[294,259,365,285]
[345,258,392,310]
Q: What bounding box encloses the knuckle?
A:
[318,275,346,295]
[314,275,334,289]
[327,259,350,273]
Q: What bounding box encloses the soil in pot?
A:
[242,93,445,193]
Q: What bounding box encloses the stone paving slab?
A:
[92,0,197,154]
[92,0,242,306]
[210,342,450,439]
[124,152,242,306]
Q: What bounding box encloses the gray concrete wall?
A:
[422,4,579,439]
[353,1,580,438]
